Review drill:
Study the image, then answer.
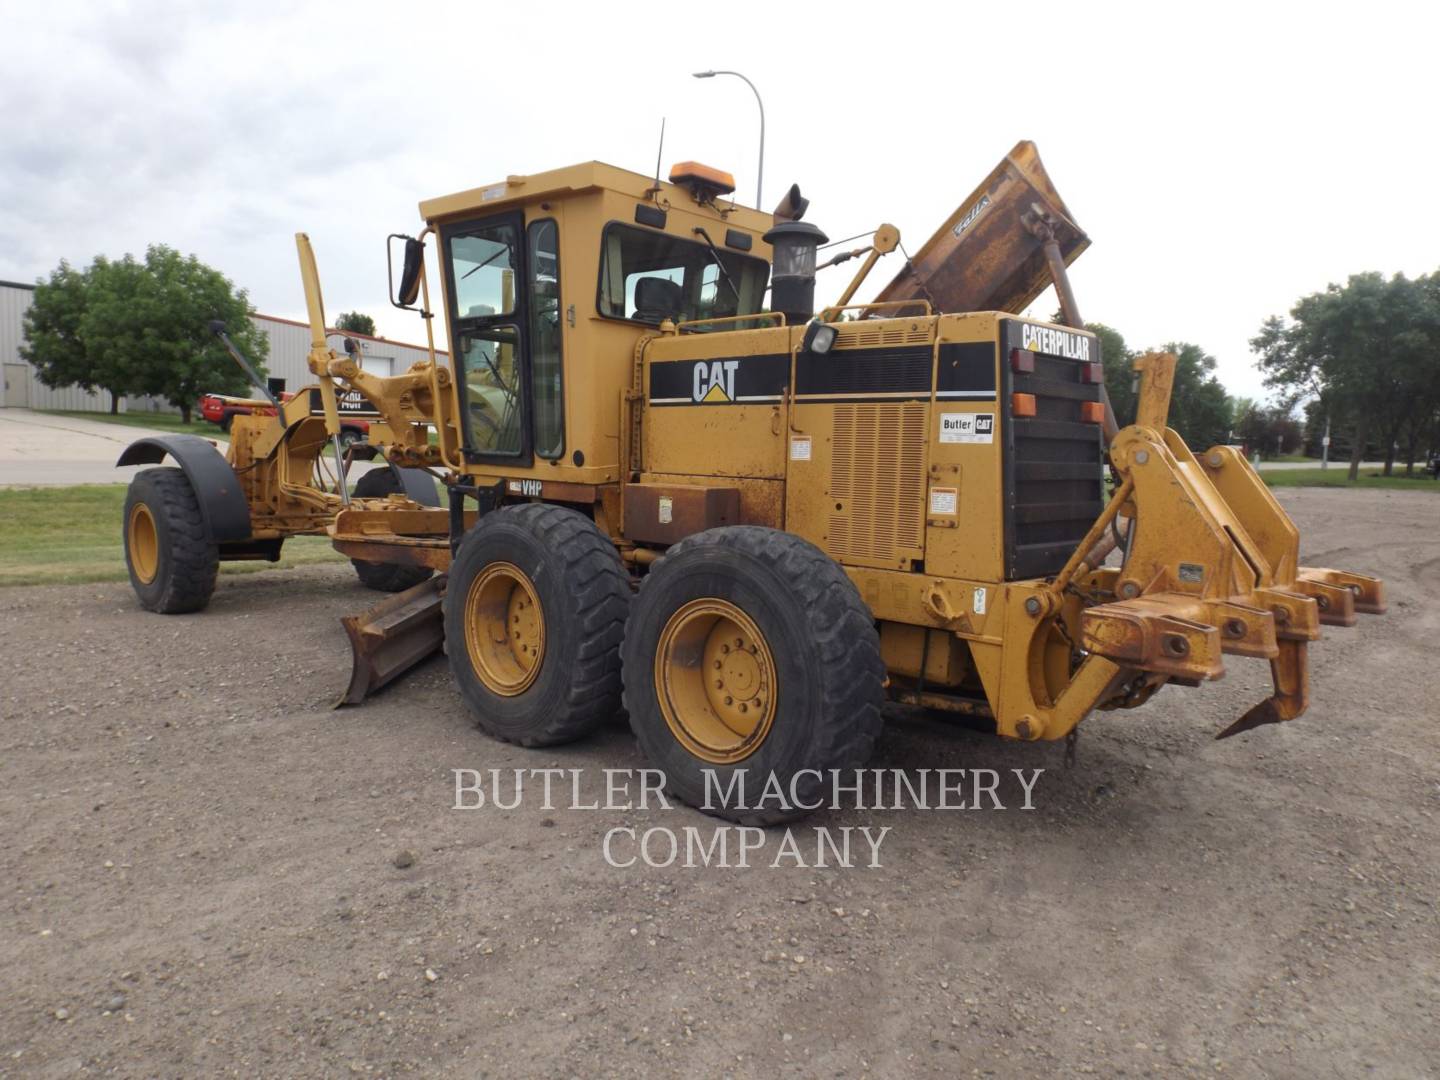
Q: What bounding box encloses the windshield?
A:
[450,222,519,319]
[598,223,768,328]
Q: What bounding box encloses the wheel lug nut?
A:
[713,660,722,669]
[735,637,743,648]
[724,696,733,706]
[739,703,748,714]
[715,680,724,689]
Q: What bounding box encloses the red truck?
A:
[197,392,371,446]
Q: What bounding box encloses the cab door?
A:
[441,211,536,466]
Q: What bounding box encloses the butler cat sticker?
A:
[939,412,994,444]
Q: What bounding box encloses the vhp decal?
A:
[507,479,543,497]
[693,360,739,403]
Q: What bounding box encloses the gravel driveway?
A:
[1,487,1436,1076]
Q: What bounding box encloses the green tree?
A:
[21,246,267,423]
[1233,398,1304,459]
[128,246,268,423]
[1160,341,1235,450]
[1080,323,1233,447]
[1398,272,1440,475]
[22,258,140,413]
[1253,272,1440,478]
[334,310,376,336]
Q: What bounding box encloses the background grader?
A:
[118,142,1385,820]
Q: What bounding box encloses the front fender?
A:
[116,435,251,543]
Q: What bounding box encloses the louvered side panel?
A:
[826,402,928,568]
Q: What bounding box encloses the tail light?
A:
[1011,392,1037,417]
[1080,400,1106,424]
[1010,348,1035,374]
[1081,361,1104,384]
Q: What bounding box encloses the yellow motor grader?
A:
[118,142,1385,821]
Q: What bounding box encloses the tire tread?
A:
[448,503,630,746]
[623,526,885,823]
[125,468,219,614]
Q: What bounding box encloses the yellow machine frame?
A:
[122,145,1385,753]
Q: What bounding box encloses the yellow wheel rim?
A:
[655,598,778,764]
[128,503,159,585]
[463,562,545,696]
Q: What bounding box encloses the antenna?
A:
[645,118,666,199]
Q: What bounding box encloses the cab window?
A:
[597,223,768,327]
[459,324,523,456]
[447,219,524,457]
[527,219,563,459]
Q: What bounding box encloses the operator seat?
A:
[633,277,684,324]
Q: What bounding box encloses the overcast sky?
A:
[3,1,1435,401]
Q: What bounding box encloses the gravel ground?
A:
[1,487,1436,1078]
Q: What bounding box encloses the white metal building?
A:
[1,279,445,413]
[249,314,446,396]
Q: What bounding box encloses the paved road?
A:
[0,408,383,487]
[1252,457,1387,472]
[0,408,222,486]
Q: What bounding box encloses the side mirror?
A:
[387,234,425,310]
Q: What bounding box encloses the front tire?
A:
[444,504,630,745]
[123,467,219,613]
[350,468,434,593]
[622,527,885,824]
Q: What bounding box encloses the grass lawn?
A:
[0,485,344,587]
[39,409,222,438]
[1262,467,1439,490]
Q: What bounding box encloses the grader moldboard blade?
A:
[337,575,448,706]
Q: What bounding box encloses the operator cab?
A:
[401,161,778,473]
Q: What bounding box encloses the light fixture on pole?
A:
[692,69,764,209]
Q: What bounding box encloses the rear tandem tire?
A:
[444,503,631,746]
[122,467,219,614]
[349,468,434,593]
[621,526,886,824]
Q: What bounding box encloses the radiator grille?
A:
[1001,320,1106,579]
[827,402,928,565]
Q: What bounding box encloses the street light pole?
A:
[692,69,764,209]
